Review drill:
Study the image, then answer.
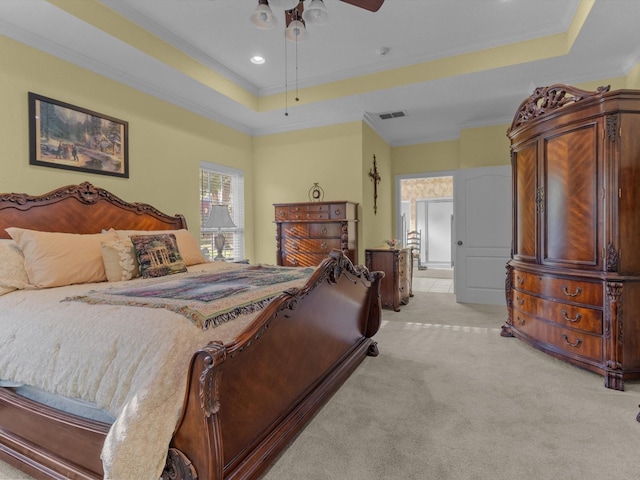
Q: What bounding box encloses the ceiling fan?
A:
[336,0,385,12]
[250,0,385,114]
[251,0,384,39]
[266,0,384,13]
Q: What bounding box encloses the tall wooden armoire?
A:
[502,84,640,390]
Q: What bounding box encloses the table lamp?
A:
[205,205,236,261]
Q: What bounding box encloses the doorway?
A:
[399,174,454,268]
[397,166,511,304]
[418,198,453,268]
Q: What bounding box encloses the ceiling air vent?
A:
[378,110,407,120]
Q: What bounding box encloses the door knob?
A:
[457,240,463,245]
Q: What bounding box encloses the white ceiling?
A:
[1,0,640,146]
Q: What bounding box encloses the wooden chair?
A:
[406,230,425,270]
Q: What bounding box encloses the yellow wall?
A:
[252,122,393,264]
[0,35,255,258]
[361,123,392,257]
[390,124,511,178]
[626,65,640,89]
[392,140,461,176]
[252,122,364,264]
[459,125,511,168]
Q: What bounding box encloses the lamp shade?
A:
[285,19,307,41]
[205,205,236,229]
[302,0,328,25]
[250,1,277,30]
[269,0,300,10]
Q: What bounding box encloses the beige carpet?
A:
[2,292,639,480]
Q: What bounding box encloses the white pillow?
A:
[101,238,141,282]
[0,239,29,295]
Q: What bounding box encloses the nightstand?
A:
[365,247,413,311]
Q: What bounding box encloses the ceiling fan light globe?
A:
[250,3,278,29]
[302,0,328,25]
[285,20,307,41]
[270,0,300,10]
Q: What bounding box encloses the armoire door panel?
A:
[543,123,600,268]
[617,114,640,273]
[513,143,537,263]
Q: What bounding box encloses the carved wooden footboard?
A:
[0,183,383,480]
[168,251,382,480]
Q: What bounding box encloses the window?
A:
[200,161,245,261]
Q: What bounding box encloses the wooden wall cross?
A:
[368,154,381,214]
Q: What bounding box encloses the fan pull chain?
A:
[295,32,299,102]
[284,31,289,116]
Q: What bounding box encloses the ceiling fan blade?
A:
[339,0,384,13]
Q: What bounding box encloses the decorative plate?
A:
[309,182,324,202]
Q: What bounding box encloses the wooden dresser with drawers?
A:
[274,201,358,267]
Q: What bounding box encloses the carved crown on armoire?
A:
[502,84,640,392]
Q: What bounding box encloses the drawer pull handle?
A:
[516,275,525,285]
[290,257,298,266]
[321,227,327,234]
[562,335,582,348]
[292,242,299,251]
[562,285,582,297]
[321,242,328,250]
[288,227,297,235]
[515,296,525,306]
[561,310,582,323]
[516,315,525,326]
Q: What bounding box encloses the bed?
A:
[0,182,383,480]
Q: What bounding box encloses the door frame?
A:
[395,170,455,275]
[395,170,456,243]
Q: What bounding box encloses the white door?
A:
[454,165,511,305]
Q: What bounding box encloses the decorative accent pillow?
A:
[114,229,206,266]
[5,228,118,288]
[101,239,141,282]
[130,233,187,279]
[0,239,29,295]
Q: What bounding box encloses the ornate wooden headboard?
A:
[0,182,187,239]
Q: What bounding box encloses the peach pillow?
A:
[114,229,206,266]
[6,228,118,288]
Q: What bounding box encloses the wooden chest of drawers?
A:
[274,201,358,267]
[365,247,413,311]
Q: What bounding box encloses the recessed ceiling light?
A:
[251,56,265,65]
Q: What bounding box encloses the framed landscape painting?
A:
[28,92,129,178]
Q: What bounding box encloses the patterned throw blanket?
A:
[67,265,315,329]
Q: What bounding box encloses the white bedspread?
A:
[0,261,280,479]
